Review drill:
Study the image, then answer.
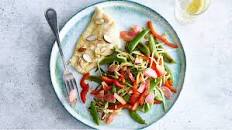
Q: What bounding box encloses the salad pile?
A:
[79,20,178,125]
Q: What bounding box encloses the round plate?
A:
[50,1,186,129]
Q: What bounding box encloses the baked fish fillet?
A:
[70,7,121,73]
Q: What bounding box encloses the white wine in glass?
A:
[175,0,211,23]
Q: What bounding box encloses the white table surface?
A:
[0,0,231,129]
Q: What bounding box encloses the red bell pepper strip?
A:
[120,25,142,42]
[91,89,100,95]
[80,73,90,103]
[103,85,112,91]
[104,94,116,103]
[80,73,90,89]
[147,20,178,48]
[132,81,138,92]
[165,80,176,93]
[154,99,162,104]
[114,81,124,88]
[151,63,161,77]
[94,90,105,100]
[138,89,149,105]
[131,102,139,111]
[101,76,124,88]
[101,76,114,83]
[141,55,150,61]
[80,89,88,103]
[119,70,126,83]
[91,85,104,96]
[130,81,140,105]
[120,31,134,42]
[130,91,140,105]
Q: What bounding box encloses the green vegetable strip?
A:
[125,81,133,87]
[88,76,102,84]
[138,103,151,113]
[112,85,117,93]
[154,87,163,101]
[123,94,130,102]
[158,45,176,63]
[164,64,174,81]
[137,43,151,56]
[158,87,167,111]
[150,78,161,91]
[129,111,146,124]
[162,52,176,63]
[99,55,126,65]
[90,101,100,125]
[127,29,149,53]
[148,35,156,53]
[144,103,151,113]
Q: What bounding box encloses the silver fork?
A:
[45,8,79,105]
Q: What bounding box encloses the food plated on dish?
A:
[70,7,178,125]
[70,7,122,74]
[50,1,186,129]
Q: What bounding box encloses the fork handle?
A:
[45,8,67,70]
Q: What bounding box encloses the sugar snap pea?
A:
[158,45,176,63]
[137,43,151,56]
[148,34,157,53]
[163,52,176,63]
[129,110,146,124]
[88,76,102,84]
[99,55,126,65]
[90,101,100,125]
[127,29,149,53]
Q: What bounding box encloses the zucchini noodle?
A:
[149,50,155,68]
[136,72,141,84]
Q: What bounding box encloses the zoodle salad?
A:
[79,20,178,125]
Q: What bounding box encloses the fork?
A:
[45,8,79,105]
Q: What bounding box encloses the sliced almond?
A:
[95,18,105,25]
[78,47,86,52]
[86,35,97,41]
[82,53,92,62]
[103,34,112,43]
